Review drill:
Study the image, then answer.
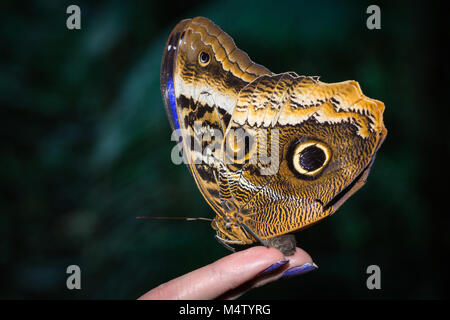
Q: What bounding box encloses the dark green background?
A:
[1,0,448,299]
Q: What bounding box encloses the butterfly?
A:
[160,17,387,255]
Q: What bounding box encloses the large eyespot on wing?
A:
[287,139,332,180]
[160,19,190,131]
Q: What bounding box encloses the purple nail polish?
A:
[258,260,289,276]
[282,263,318,278]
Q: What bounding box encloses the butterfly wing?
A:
[160,17,272,218]
[161,17,387,254]
[221,72,386,241]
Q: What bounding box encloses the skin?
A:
[138,246,313,300]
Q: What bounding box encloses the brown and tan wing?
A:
[160,17,272,217]
[219,72,386,241]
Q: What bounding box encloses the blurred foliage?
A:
[0,0,448,299]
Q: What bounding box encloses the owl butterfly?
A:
[160,17,387,255]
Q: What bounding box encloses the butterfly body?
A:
[161,17,386,255]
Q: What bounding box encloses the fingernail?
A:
[282,262,318,278]
[258,260,289,276]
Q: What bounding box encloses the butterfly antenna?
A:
[136,216,213,222]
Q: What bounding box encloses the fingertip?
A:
[231,245,313,268]
[216,246,286,278]
[284,247,314,267]
[219,246,315,298]
[238,245,286,262]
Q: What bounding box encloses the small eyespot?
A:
[198,51,210,66]
[291,141,331,177]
